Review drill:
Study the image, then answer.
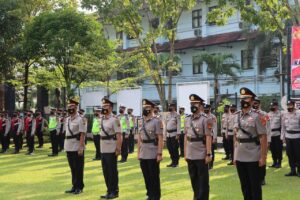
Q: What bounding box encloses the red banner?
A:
[291,26,300,90]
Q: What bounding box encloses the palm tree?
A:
[194,53,240,109]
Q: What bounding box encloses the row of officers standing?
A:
[2,87,300,200]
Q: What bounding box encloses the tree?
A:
[82,0,196,110]
[194,53,239,109]
[24,8,108,100]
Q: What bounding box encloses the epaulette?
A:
[201,113,208,118]
[234,110,241,115]
[186,114,191,118]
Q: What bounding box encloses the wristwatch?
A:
[206,153,212,157]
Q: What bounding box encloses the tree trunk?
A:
[4,84,15,114]
[37,86,49,113]
[55,88,61,109]
[167,33,175,105]
[0,84,4,111]
[23,63,29,111]
[214,77,219,110]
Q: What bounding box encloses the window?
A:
[116,32,123,40]
[193,56,203,74]
[269,47,279,68]
[192,9,202,28]
[208,6,217,26]
[241,50,253,70]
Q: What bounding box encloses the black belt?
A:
[101,135,116,140]
[223,128,226,130]
[271,128,281,132]
[187,136,204,142]
[237,137,259,143]
[228,129,233,132]
[142,139,156,143]
[66,135,80,140]
[286,130,300,134]
[167,129,177,133]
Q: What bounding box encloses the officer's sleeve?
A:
[204,117,212,136]
[233,114,239,129]
[213,115,218,138]
[79,118,87,133]
[255,114,267,135]
[17,119,23,133]
[113,118,121,134]
[155,119,163,135]
[5,119,11,135]
[31,120,36,136]
[176,114,181,135]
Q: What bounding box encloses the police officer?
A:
[127,108,136,153]
[64,99,87,195]
[252,98,270,186]
[100,98,122,199]
[25,111,35,155]
[0,112,11,153]
[227,104,237,165]
[185,94,213,200]
[48,109,59,156]
[221,105,230,160]
[179,107,186,157]
[138,99,163,200]
[165,103,180,167]
[234,88,267,200]
[281,100,300,177]
[118,105,130,163]
[268,101,283,168]
[92,108,101,160]
[203,104,217,169]
[11,112,23,154]
[58,110,67,152]
[35,111,47,148]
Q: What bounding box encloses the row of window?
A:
[192,50,278,74]
[192,6,217,29]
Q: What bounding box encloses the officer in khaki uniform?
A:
[226,104,237,165]
[281,100,300,177]
[233,88,267,200]
[268,101,283,168]
[0,112,11,153]
[165,103,180,167]
[100,98,122,199]
[64,99,87,195]
[137,99,163,200]
[118,105,130,163]
[127,108,136,153]
[185,94,213,200]
[203,104,217,169]
[92,108,101,160]
[221,105,230,160]
[179,107,186,157]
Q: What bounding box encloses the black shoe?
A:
[100,193,110,199]
[93,157,101,161]
[13,151,19,154]
[227,161,234,166]
[285,171,297,176]
[171,164,178,168]
[0,150,7,154]
[65,188,75,193]
[25,152,34,155]
[118,159,127,163]
[36,146,43,149]
[166,163,174,167]
[269,163,277,168]
[222,156,230,160]
[275,163,282,168]
[107,193,119,199]
[73,189,82,195]
[48,154,58,157]
[297,172,300,177]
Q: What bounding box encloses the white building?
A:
[81,2,282,111]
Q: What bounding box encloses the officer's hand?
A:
[259,158,266,167]
[157,154,163,163]
[205,156,212,164]
[233,160,236,166]
[78,149,84,156]
[115,148,121,156]
[137,152,140,160]
[125,135,129,139]
[176,135,180,140]
[213,138,217,144]
[225,135,228,139]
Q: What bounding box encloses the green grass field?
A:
[1,142,300,200]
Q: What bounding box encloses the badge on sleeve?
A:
[259,115,267,126]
